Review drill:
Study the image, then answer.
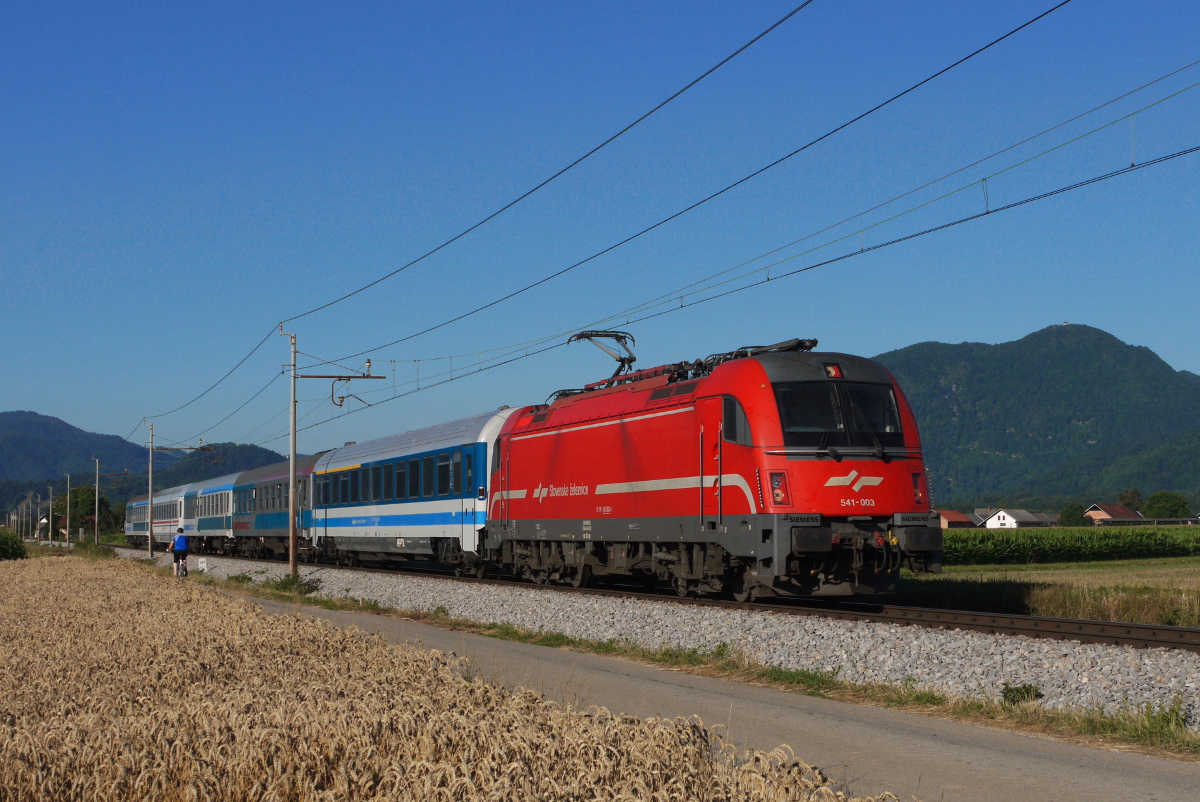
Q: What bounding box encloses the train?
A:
[127,337,942,598]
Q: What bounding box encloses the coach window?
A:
[451,451,462,495]
[383,463,393,501]
[349,470,360,504]
[464,450,475,497]
[341,472,350,505]
[723,396,754,446]
[437,453,451,496]
[395,461,407,500]
[408,459,420,499]
[422,455,436,498]
[371,466,382,502]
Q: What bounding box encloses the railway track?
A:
[115,544,1200,655]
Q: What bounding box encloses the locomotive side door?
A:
[696,396,724,529]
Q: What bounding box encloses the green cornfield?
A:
[943,526,1200,566]
[0,557,892,801]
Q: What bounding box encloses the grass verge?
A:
[135,560,1200,763]
[899,555,1200,626]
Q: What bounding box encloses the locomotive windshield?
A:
[773,381,904,448]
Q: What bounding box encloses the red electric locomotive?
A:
[483,336,942,598]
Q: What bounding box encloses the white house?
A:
[980,508,1056,529]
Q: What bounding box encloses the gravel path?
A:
[125,550,1200,725]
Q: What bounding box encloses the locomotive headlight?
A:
[912,472,927,505]
[768,472,791,506]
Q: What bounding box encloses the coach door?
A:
[459,446,479,553]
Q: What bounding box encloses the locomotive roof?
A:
[754,351,895,385]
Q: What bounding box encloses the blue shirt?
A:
[171,534,188,552]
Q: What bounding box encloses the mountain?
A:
[151,443,286,487]
[1181,370,1200,391]
[0,415,284,512]
[0,411,178,482]
[1007,430,1200,499]
[875,325,1200,501]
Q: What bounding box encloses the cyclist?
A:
[169,527,189,577]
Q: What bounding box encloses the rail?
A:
[113,544,1200,654]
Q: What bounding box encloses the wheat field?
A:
[0,557,892,801]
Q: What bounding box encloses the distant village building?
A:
[979,509,1057,529]
[1084,504,1142,524]
[936,510,977,529]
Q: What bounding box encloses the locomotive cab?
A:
[724,350,942,596]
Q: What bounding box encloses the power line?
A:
[343,60,1200,373]
[281,1,820,325]
[182,371,284,443]
[194,59,1200,445]
[327,0,1076,364]
[258,134,1196,444]
[120,323,279,443]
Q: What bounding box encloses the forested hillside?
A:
[0,411,176,482]
[875,325,1200,501]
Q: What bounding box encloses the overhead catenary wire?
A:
[253,137,1199,445]
[326,0,1076,365]
[119,4,819,443]
[327,58,1197,379]
[281,0,821,325]
[209,62,1200,444]
[181,371,285,443]
[121,324,279,444]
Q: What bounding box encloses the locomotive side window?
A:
[408,459,420,498]
[422,456,436,498]
[395,462,407,500]
[491,437,501,474]
[722,397,754,446]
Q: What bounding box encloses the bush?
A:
[263,572,320,595]
[0,529,28,561]
[1001,683,1044,706]
[943,527,1200,566]
[1058,502,1088,527]
[1143,491,1192,519]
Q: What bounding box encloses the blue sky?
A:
[3,0,1198,457]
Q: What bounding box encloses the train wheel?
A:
[474,561,489,580]
[729,569,754,603]
[568,565,589,589]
